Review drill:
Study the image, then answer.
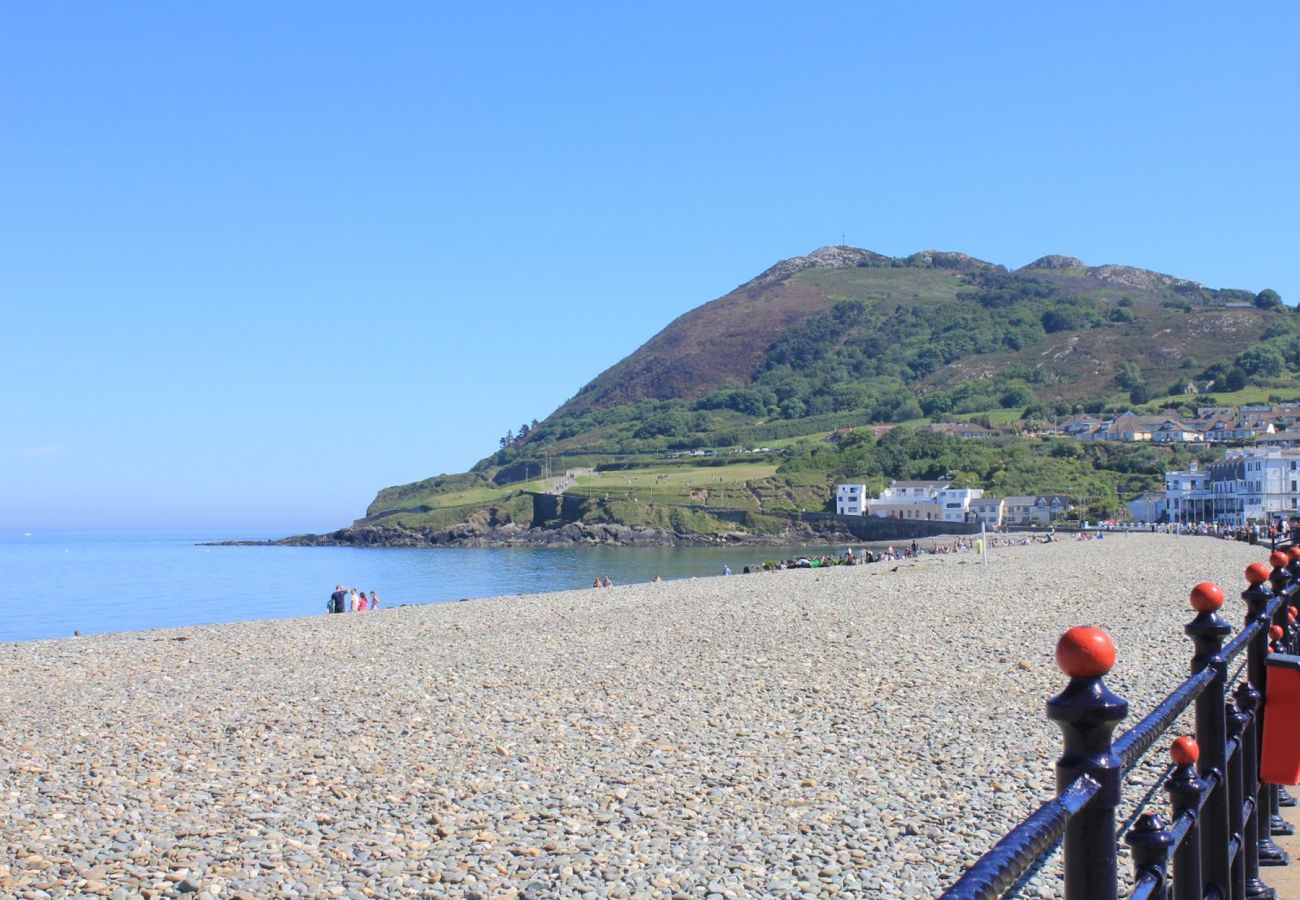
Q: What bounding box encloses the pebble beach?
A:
[0,534,1270,899]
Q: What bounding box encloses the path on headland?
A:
[0,535,1271,898]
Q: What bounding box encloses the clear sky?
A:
[3,2,1297,533]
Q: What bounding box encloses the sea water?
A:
[0,530,846,643]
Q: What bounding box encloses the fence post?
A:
[1125,812,1174,900]
[1266,557,1297,843]
[1244,562,1289,868]
[1276,552,1299,812]
[1167,737,1205,900]
[1187,581,1233,896]
[1227,695,1249,898]
[1046,626,1128,900]
[1234,680,1276,899]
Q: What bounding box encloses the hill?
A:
[340,247,1295,543]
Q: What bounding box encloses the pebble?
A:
[0,535,1261,897]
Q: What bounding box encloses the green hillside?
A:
[356,246,1297,537]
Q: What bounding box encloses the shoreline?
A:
[0,535,1269,897]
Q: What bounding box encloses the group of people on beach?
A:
[327,585,379,614]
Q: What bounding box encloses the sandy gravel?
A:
[0,534,1270,899]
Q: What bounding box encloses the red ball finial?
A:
[1190,582,1224,612]
[1171,735,1199,766]
[1290,607,1297,622]
[1271,624,1285,640]
[1056,627,1117,678]
[1289,546,1300,561]
[1272,550,1291,568]
[1246,562,1272,585]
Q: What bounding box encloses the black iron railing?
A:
[941,547,1300,899]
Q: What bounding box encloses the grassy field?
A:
[1160,385,1300,407]
[568,462,782,507]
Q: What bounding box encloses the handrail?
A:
[941,776,1101,899]
[1114,667,1215,770]
[940,553,1297,898]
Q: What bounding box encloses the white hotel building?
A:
[1165,448,1300,525]
[836,480,983,523]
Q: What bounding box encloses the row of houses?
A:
[835,480,1070,527]
[1059,405,1300,445]
[1148,447,1300,525]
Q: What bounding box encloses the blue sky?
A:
[3,2,1297,533]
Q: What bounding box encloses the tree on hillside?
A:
[1255,288,1283,310]
[1114,362,1143,391]
[1235,345,1285,378]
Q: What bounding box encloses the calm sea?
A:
[0,530,849,643]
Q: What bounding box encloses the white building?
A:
[968,496,1004,527]
[1127,491,1165,524]
[835,484,866,516]
[1165,448,1300,525]
[935,486,985,523]
[1165,462,1211,524]
[863,480,983,522]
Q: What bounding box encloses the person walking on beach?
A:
[357,591,368,612]
[369,591,379,610]
[349,588,360,612]
[329,585,346,614]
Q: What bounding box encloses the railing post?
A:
[1265,557,1297,844]
[1126,812,1174,900]
[1187,581,1233,896]
[1244,561,1289,867]
[1235,680,1276,899]
[1167,737,1206,900]
[1227,696,1249,898]
[1275,551,1299,811]
[1046,626,1128,900]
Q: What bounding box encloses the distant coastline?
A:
[201,518,1009,549]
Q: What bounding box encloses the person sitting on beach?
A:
[593,576,602,588]
[652,574,662,583]
[602,575,613,588]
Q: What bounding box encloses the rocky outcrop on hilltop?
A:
[1091,264,1200,292]
[742,245,893,287]
[1019,255,1201,292]
[904,250,999,272]
[1021,254,1085,270]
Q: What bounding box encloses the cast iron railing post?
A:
[1126,812,1174,900]
[1227,695,1249,898]
[1187,581,1232,896]
[1276,550,1299,811]
[1244,561,1289,868]
[1235,680,1275,899]
[1047,626,1127,900]
[1263,557,1297,844]
[1167,737,1205,900]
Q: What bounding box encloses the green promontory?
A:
[345,246,1296,544]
